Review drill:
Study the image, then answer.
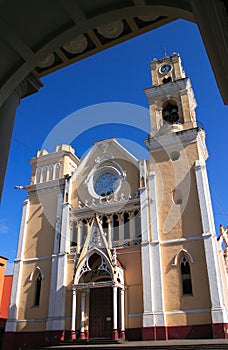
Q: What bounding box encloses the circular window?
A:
[94,171,120,197]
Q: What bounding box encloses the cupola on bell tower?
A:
[145,53,197,137]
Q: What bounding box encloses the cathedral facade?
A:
[3,54,228,349]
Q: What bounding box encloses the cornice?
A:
[30,149,79,166]
[145,127,206,152]
[144,77,194,103]
[27,178,65,195]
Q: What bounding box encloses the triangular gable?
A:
[73,138,139,179]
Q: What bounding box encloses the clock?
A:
[159,63,172,74]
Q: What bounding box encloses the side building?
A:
[0,257,13,348]
[3,53,228,349]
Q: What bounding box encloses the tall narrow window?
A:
[49,165,54,180]
[55,163,61,179]
[34,273,42,306]
[42,166,48,182]
[181,257,192,295]
[124,212,130,240]
[113,215,119,242]
[36,168,41,184]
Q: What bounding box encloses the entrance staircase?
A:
[34,338,228,350]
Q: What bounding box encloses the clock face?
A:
[159,64,172,74]
[94,172,119,197]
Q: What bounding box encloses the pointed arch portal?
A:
[71,216,125,341]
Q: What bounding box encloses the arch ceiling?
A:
[0,0,227,105]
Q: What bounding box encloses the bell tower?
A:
[145,52,197,137]
[144,53,228,339]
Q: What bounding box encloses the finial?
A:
[162,48,168,57]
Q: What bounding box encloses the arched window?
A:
[34,272,42,306]
[124,212,130,240]
[48,165,54,180]
[35,168,41,184]
[162,101,180,124]
[55,163,61,179]
[42,166,48,182]
[180,256,193,295]
[113,215,119,241]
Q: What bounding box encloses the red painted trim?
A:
[212,323,228,339]
[112,329,119,340]
[1,323,227,349]
[120,330,126,340]
[79,331,86,339]
[168,324,213,339]
[69,330,76,340]
[84,329,89,339]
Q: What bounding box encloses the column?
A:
[148,171,166,340]
[107,216,112,248]
[120,289,125,340]
[76,221,82,253]
[0,73,43,200]
[46,192,64,331]
[139,162,154,339]
[195,160,228,337]
[80,291,86,339]
[120,214,124,244]
[52,199,70,331]
[71,287,77,340]
[6,198,30,332]
[112,286,118,340]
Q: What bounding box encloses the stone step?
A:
[34,341,228,350]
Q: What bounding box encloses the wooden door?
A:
[89,287,113,338]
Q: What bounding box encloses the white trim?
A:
[7,316,72,323]
[46,192,65,331]
[172,249,194,266]
[140,166,154,328]
[29,266,45,281]
[165,308,210,315]
[148,171,166,327]
[159,234,208,245]
[195,160,228,324]
[6,198,30,332]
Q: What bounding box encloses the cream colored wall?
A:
[161,240,211,315]
[17,259,52,331]
[24,192,57,259]
[118,247,143,328]
[148,141,203,241]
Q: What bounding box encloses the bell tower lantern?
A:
[145,53,198,137]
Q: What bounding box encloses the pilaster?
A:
[195,160,228,326]
[148,172,166,334]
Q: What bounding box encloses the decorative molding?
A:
[38,53,55,68]
[146,127,204,152]
[29,266,45,281]
[63,34,88,54]
[97,20,124,39]
[165,308,210,315]
[172,249,194,266]
[145,77,194,104]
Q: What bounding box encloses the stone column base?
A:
[120,330,126,340]
[79,331,86,339]
[70,330,76,340]
[112,329,119,340]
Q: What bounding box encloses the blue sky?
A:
[1,19,227,274]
